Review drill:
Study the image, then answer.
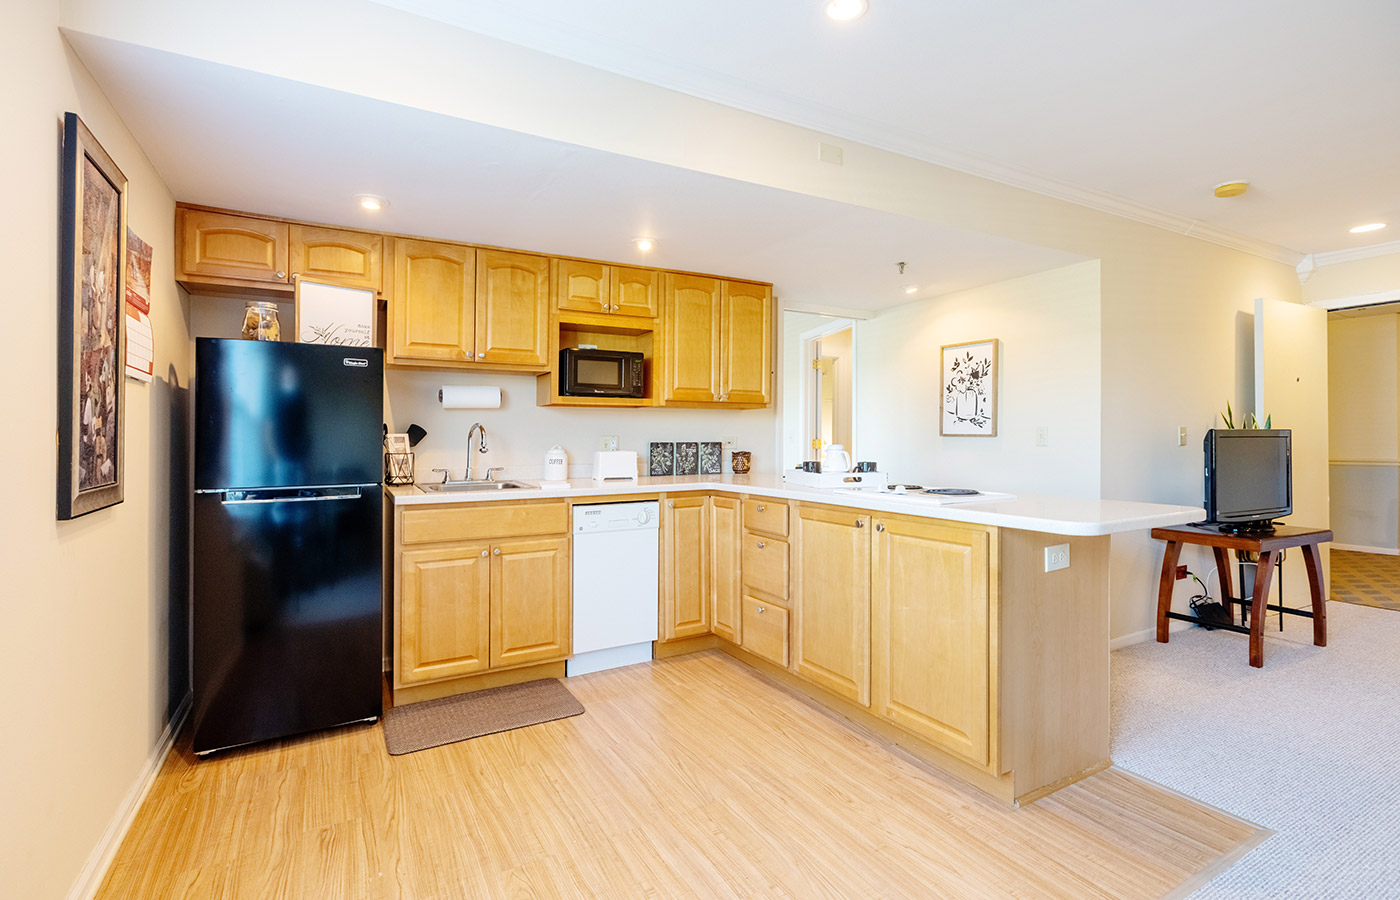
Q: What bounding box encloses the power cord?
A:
[1183,568,1233,629]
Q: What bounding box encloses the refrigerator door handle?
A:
[219,487,365,505]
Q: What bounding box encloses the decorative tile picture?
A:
[699,441,723,475]
[648,442,674,476]
[675,441,699,476]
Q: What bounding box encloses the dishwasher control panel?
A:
[574,500,660,533]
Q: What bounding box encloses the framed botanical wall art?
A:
[940,339,999,437]
[58,112,128,519]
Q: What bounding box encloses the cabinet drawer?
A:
[741,596,788,666]
[741,532,788,599]
[401,501,568,545]
[743,498,788,537]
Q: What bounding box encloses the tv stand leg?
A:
[1156,539,1183,643]
[1302,543,1328,647]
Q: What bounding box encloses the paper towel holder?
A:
[438,385,503,409]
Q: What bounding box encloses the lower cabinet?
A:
[709,496,742,643]
[791,504,872,706]
[661,496,710,639]
[872,515,993,767]
[394,502,570,693]
[741,596,788,666]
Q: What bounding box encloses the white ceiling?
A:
[66,35,1084,312]
[373,0,1400,259]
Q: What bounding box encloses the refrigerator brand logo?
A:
[342,358,369,368]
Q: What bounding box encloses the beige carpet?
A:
[1112,601,1400,898]
[383,678,583,755]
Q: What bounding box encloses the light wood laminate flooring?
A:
[96,652,1264,899]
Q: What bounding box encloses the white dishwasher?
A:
[567,500,660,677]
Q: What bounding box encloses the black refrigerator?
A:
[192,338,383,755]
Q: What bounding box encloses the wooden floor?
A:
[97,652,1264,899]
[1330,549,1400,611]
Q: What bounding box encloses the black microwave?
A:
[560,348,645,397]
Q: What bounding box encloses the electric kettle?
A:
[824,444,852,472]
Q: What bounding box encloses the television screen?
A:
[1204,429,1292,528]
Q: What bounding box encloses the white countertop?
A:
[387,473,1202,537]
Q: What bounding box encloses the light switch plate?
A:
[600,434,619,452]
[1045,543,1070,572]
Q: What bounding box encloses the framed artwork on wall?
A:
[939,338,999,437]
[58,112,128,519]
[295,279,376,346]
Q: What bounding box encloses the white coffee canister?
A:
[544,444,568,482]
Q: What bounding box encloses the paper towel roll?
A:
[439,386,502,409]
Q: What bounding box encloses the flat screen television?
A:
[1203,428,1292,533]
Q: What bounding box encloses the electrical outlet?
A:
[1178,426,1188,447]
[1044,543,1070,573]
[600,435,619,452]
[1176,565,1188,580]
[1035,426,1049,447]
[722,436,738,449]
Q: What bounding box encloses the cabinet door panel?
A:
[391,239,475,363]
[181,210,288,283]
[611,266,659,318]
[741,533,788,601]
[792,505,871,705]
[555,258,609,314]
[662,274,721,403]
[710,496,741,643]
[741,596,788,666]
[873,518,991,766]
[290,225,383,292]
[476,249,549,366]
[721,281,772,404]
[490,537,570,668]
[662,496,710,639]
[399,545,491,684]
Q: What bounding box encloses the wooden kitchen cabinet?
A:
[554,259,659,319]
[179,209,289,285]
[475,249,550,367]
[397,543,492,684]
[661,274,771,406]
[709,496,742,644]
[661,496,710,640]
[390,238,475,364]
[791,504,872,706]
[490,536,571,668]
[289,224,383,293]
[872,516,994,767]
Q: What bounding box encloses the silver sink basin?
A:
[421,480,536,493]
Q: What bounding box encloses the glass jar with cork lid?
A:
[240,301,281,341]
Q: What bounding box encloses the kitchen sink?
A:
[421,480,537,493]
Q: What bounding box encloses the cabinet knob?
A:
[757,504,765,512]
[492,548,501,556]
[855,519,865,528]
[756,540,766,549]
[478,353,486,360]
[276,270,286,279]
[465,351,474,359]
[668,501,675,508]
[757,606,765,614]
[876,523,885,532]
[480,550,488,557]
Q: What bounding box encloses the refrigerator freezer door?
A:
[195,338,383,491]
[191,487,382,754]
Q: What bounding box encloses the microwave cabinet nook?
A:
[386,481,1142,808]
[175,203,774,409]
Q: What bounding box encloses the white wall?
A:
[857,261,1102,495]
[0,6,190,899]
[1328,314,1399,551]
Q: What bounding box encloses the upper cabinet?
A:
[391,238,475,364]
[555,259,659,320]
[475,249,550,367]
[180,209,289,286]
[288,225,384,293]
[661,274,772,407]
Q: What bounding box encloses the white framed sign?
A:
[294,279,375,346]
[940,338,999,436]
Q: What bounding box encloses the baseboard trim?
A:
[66,692,190,900]
[1110,619,1192,650]
[1331,543,1400,556]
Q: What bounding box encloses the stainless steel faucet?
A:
[466,422,489,481]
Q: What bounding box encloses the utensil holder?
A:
[385,452,415,485]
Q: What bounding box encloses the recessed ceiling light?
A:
[633,237,655,252]
[1212,181,1249,199]
[825,0,868,21]
[1350,223,1387,234]
[903,285,919,295]
[354,194,388,211]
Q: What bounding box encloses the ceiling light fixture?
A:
[1212,181,1249,199]
[903,285,919,295]
[633,237,655,252]
[354,193,388,211]
[1350,223,1387,234]
[825,0,868,21]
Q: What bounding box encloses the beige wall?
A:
[1328,315,1400,550]
[1,4,189,899]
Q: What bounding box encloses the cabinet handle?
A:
[876,523,885,532]
[756,540,766,549]
[757,504,765,512]
[855,520,865,528]
[492,548,501,556]
[481,550,488,557]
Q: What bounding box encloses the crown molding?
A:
[1306,288,1400,311]
[1310,239,1400,268]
